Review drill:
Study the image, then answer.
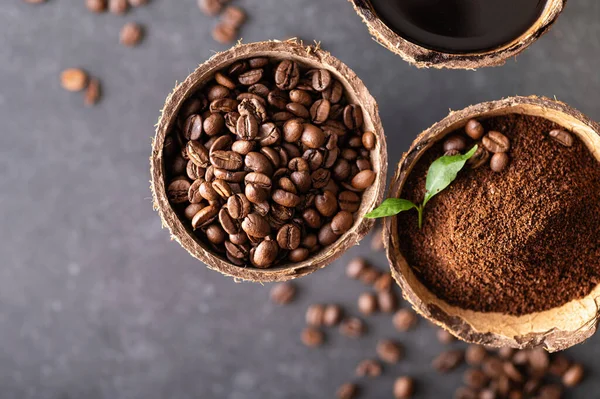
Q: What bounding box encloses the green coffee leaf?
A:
[423,145,478,207]
[365,198,417,219]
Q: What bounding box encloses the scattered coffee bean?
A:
[376,339,403,363]
[340,317,366,338]
[60,68,88,92]
[355,359,382,377]
[198,0,222,16]
[336,383,358,399]
[393,376,415,399]
[373,272,392,292]
[433,349,464,373]
[301,327,324,347]
[377,290,397,313]
[109,0,128,14]
[436,329,456,344]
[482,130,510,153]
[306,304,325,326]
[120,22,144,47]
[549,355,570,376]
[467,145,490,169]
[528,348,550,372]
[221,5,246,28]
[549,129,574,147]
[443,135,466,152]
[465,119,484,140]
[86,0,107,12]
[562,363,584,387]
[463,369,488,390]
[392,309,417,332]
[370,227,384,251]
[128,0,148,6]
[323,304,343,327]
[358,292,377,315]
[346,257,368,279]
[359,268,380,286]
[84,77,101,106]
[212,22,237,44]
[465,345,487,366]
[270,282,296,305]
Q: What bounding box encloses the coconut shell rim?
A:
[384,95,600,351]
[150,39,388,283]
[347,0,567,69]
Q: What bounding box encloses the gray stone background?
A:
[1,0,600,398]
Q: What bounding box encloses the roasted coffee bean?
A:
[199,180,219,201]
[311,168,331,189]
[288,247,309,262]
[377,290,397,313]
[301,208,322,229]
[184,203,204,220]
[549,129,574,147]
[214,72,236,90]
[433,350,465,373]
[231,139,254,155]
[109,0,128,14]
[437,329,456,344]
[283,119,304,142]
[236,114,259,140]
[87,0,107,12]
[376,339,403,363]
[351,169,375,190]
[310,99,330,124]
[275,60,300,90]
[227,193,251,219]
[199,0,222,15]
[537,384,562,399]
[444,149,460,157]
[170,156,187,175]
[465,119,484,140]
[245,152,273,175]
[60,68,88,92]
[210,150,243,170]
[346,257,368,279]
[490,152,510,172]
[207,85,230,102]
[394,376,415,399]
[336,383,358,399]
[562,363,584,387]
[323,80,343,103]
[239,98,267,122]
[323,304,343,327]
[343,104,364,129]
[318,223,339,246]
[187,140,210,167]
[373,272,392,292]
[251,238,278,268]
[322,120,347,136]
[205,223,226,244]
[482,131,510,153]
[222,5,246,27]
[304,148,326,170]
[393,309,418,332]
[186,161,205,180]
[355,359,382,377]
[229,232,248,245]
[338,191,360,212]
[270,282,296,305]
[257,122,281,146]
[120,22,143,46]
[213,178,233,199]
[183,114,203,141]
[277,177,297,193]
[467,145,490,169]
[443,135,467,152]
[237,93,266,105]
[454,387,477,399]
[191,205,219,229]
[315,191,338,217]
[362,131,376,150]
[528,348,549,372]
[340,317,366,338]
[301,124,326,149]
[248,83,269,97]
[330,210,353,234]
[465,345,487,366]
[166,178,192,206]
[272,111,294,122]
[503,361,524,382]
[272,189,301,207]
[277,223,301,250]
[482,357,504,378]
[238,69,263,86]
[306,304,325,326]
[311,69,332,92]
[219,207,240,234]
[549,355,571,376]
[267,89,288,110]
[463,369,488,390]
[188,179,204,204]
[301,327,324,347]
[224,112,240,134]
[358,292,377,315]
[286,102,310,119]
[210,98,239,113]
[214,168,247,183]
[203,113,225,136]
[252,200,270,216]
[289,89,312,107]
[241,213,270,238]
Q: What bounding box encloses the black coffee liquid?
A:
[369,0,547,53]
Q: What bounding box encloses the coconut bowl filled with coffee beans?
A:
[150,40,387,282]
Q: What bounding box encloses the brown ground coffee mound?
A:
[397,114,600,315]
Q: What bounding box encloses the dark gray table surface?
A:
[2,1,600,398]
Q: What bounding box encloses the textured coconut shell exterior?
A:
[348,0,567,69]
[150,40,387,283]
[385,96,600,352]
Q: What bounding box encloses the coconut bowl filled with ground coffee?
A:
[150,40,387,282]
[383,96,600,351]
[348,0,566,69]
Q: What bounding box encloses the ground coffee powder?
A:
[397,114,600,315]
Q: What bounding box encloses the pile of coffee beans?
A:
[164,57,377,269]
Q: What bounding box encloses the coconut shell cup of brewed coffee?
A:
[385,96,600,351]
[348,0,566,69]
[150,40,387,283]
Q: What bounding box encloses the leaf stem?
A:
[417,205,424,229]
